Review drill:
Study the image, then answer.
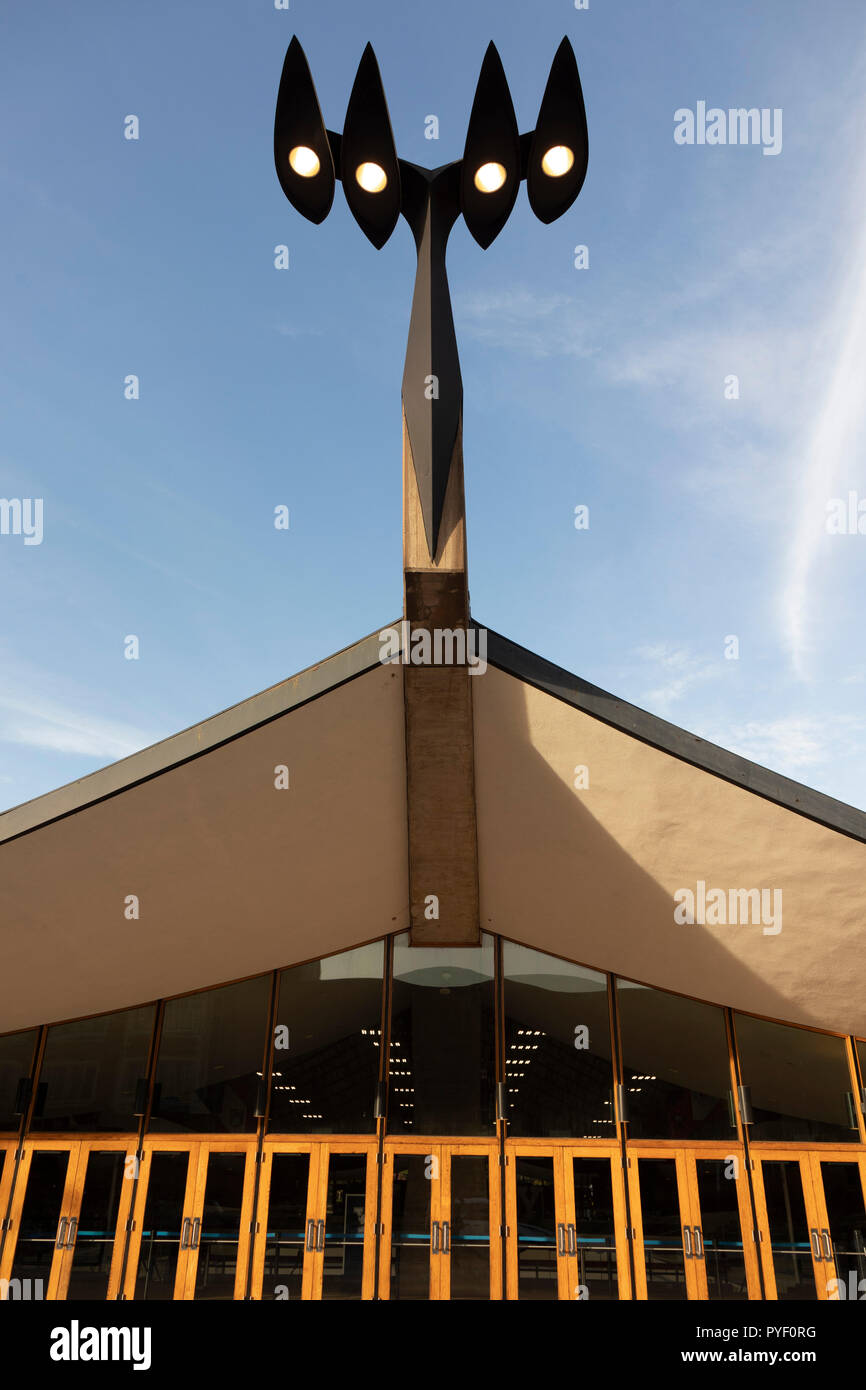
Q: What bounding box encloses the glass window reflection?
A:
[503,942,613,1138]
[150,976,270,1133]
[389,934,495,1136]
[734,1014,859,1143]
[32,1008,154,1132]
[617,980,733,1140]
[268,942,384,1134]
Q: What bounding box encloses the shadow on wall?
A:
[472,658,865,1037]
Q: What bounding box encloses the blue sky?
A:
[1,0,865,813]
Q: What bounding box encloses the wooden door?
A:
[305,1141,378,1301]
[679,1147,760,1300]
[379,1141,499,1300]
[804,1151,866,1301]
[563,1146,631,1300]
[50,1140,136,1300]
[627,1148,701,1299]
[250,1141,319,1300]
[751,1151,829,1300]
[504,1146,573,1300]
[124,1139,255,1301]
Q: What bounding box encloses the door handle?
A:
[190,1217,201,1250]
[316,1219,324,1252]
[693,1225,704,1259]
[305,1219,316,1251]
[441,1221,450,1254]
[557,1223,566,1256]
[683,1225,693,1258]
[821,1229,833,1261]
[65,1217,78,1248]
[567,1224,576,1256]
[180,1217,191,1250]
[55,1217,68,1250]
[810,1229,822,1260]
[431,1220,440,1253]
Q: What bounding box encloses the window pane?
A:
[735,1014,858,1143]
[503,942,612,1138]
[269,942,384,1135]
[617,980,733,1140]
[573,1157,619,1300]
[150,976,270,1133]
[388,1154,431,1300]
[389,934,495,1136]
[134,1152,190,1300]
[449,1155,490,1300]
[193,1152,247,1301]
[761,1161,817,1300]
[0,1029,38,1132]
[65,1151,126,1300]
[9,1150,71,1291]
[694,1159,748,1300]
[262,1153,312,1300]
[637,1158,688,1300]
[514,1156,558,1300]
[321,1154,368,1300]
[31,1007,154,1133]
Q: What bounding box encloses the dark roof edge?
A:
[0,622,398,845]
[481,623,866,845]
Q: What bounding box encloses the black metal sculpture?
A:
[274,36,588,559]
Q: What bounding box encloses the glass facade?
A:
[269,941,384,1134]
[31,1006,154,1132]
[503,943,612,1138]
[617,980,733,1140]
[389,934,495,1136]
[150,975,271,1133]
[734,1013,859,1143]
[0,933,863,1302]
[0,1029,39,1132]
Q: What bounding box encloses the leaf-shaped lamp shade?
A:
[527,38,588,224]
[340,44,401,249]
[460,43,520,250]
[274,37,335,224]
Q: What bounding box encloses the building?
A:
[1,416,864,1301]
[1,36,864,1304]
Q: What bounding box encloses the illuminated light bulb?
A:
[289,145,320,178]
[356,162,387,193]
[541,145,574,178]
[474,161,507,193]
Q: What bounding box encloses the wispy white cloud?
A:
[0,689,156,760]
[635,641,721,715]
[698,714,866,778]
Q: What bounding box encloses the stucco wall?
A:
[473,666,866,1036]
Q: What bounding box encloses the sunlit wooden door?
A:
[176,1142,256,1300]
[804,1152,866,1301]
[250,1141,319,1301]
[51,1140,136,1300]
[124,1139,255,1301]
[563,1145,631,1300]
[379,1141,499,1300]
[627,1148,702,1299]
[305,1141,377,1301]
[751,1151,829,1300]
[504,1145,573,1300]
[679,1147,760,1300]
